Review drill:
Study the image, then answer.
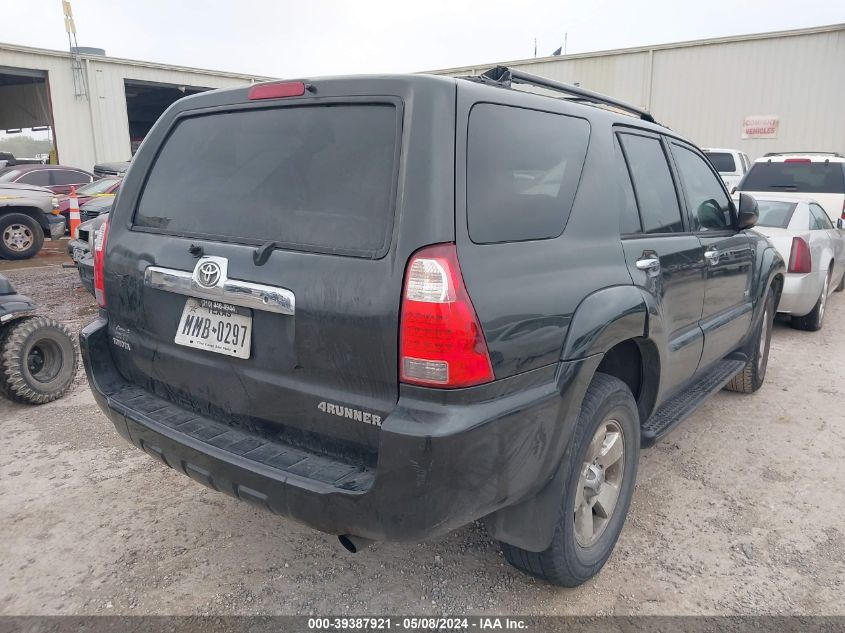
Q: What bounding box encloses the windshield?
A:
[77,178,119,195]
[135,104,400,257]
[704,152,737,173]
[0,169,22,182]
[755,200,797,228]
[741,161,845,194]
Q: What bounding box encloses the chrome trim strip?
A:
[144,266,295,315]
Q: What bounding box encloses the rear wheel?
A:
[792,270,830,332]
[500,373,639,586]
[0,316,77,404]
[0,213,44,260]
[725,287,775,393]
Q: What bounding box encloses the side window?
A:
[809,204,833,230]
[613,136,641,234]
[51,170,91,186]
[671,144,733,231]
[466,104,590,243]
[20,170,51,187]
[618,133,684,234]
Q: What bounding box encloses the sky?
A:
[0,0,843,78]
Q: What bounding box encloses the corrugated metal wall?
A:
[0,45,267,171]
[435,25,845,160]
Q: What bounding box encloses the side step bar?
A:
[641,359,746,447]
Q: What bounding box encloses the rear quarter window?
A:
[134,103,400,257]
[741,161,845,194]
[466,104,590,243]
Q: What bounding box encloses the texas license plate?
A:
[174,298,252,358]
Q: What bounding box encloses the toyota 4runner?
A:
[81,67,785,586]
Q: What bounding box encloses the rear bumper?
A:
[81,316,593,542]
[777,271,826,316]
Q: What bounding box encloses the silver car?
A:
[752,196,845,331]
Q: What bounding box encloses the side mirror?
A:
[737,193,759,230]
[838,218,844,230]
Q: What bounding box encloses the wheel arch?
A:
[559,285,648,361]
[0,206,50,234]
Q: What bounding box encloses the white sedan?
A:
[752,196,845,331]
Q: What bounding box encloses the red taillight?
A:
[841,199,845,220]
[399,243,494,388]
[93,218,109,307]
[787,236,812,274]
[248,81,306,100]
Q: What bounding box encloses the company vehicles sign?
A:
[742,115,779,139]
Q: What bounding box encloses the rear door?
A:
[809,203,844,284]
[616,130,706,395]
[669,141,753,369]
[103,80,456,454]
[50,169,93,194]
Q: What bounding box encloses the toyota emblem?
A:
[196,261,221,288]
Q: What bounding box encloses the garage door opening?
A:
[124,79,209,155]
[0,67,56,166]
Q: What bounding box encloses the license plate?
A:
[174,298,252,358]
[72,246,87,262]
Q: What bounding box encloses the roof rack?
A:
[763,152,844,158]
[471,65,657,124]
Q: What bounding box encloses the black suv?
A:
[81,67,785,586]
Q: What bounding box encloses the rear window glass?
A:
[704,152,737,173]
[135,104,399,257]
[741,161,845,194]
[466,104,589,243]
[755,200,797,228]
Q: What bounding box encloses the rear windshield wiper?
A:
[253,240,284,266]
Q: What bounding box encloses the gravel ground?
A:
[0,260,843,616]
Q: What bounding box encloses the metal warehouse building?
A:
[0,43,269,171]
[433,23,845,159]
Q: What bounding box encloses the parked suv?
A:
[81,67,785,586]
[737,152,845,223]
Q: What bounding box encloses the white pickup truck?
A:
[703,148,752,192]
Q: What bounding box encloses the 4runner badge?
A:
[318,401,382,427]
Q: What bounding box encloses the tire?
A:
[725,287,775,393]
[791,269,830,332]
[500,373,639,587]
[0,213,44,260]
[0,316,77,404]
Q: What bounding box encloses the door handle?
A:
[704,249,720,265]
[636,257,660,272]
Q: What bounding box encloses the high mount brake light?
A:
[787,236,812,274]
[93,218,109,308]
[399,243,494,388]
[248,81,307,100]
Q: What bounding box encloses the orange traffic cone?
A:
[69,186,80,236]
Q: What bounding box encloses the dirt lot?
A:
[1,254,843,617]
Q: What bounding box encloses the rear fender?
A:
[486,286,647,551]
[560,285,647,360]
